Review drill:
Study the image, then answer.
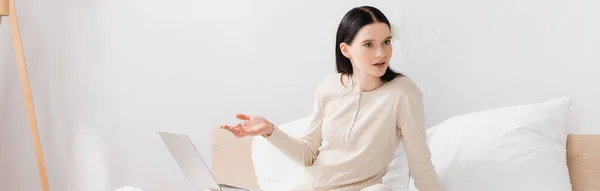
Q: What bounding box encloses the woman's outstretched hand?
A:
[220,114,275,138]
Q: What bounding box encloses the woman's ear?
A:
[340,43,351,58]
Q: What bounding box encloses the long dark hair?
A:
[335,6,403,82]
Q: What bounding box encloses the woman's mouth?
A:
[373,62,386,67]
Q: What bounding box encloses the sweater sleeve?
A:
[397,83,442,191]
[264,88,324,166]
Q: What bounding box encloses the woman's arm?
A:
[264,90,324,166]
[397,82,442,191]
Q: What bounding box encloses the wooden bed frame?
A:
[566,134,600,191]
[212,129,600,190]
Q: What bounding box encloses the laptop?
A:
[158,131,250,191]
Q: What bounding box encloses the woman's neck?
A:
[347,72,384,92]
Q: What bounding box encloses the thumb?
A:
[236,113,252,121]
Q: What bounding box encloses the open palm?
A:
[220,114,274,138]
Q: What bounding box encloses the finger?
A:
[232,125,246,133]
[232,128,248,138]
[222,125,239,132]
[222,124,239,133]
[220,125,231,130]
[227,124,241,132]
[220,125,233,132]
[231,125,248,135]
[228,127,244,137]
[221,123,242,130]
[236,114,252,121]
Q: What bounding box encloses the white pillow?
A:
[251,116,311,190]
[383,143,410,191]
[251,116,410,191]
[409,97,572,191]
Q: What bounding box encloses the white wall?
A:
[0,1,401,191]
[400,0,600,134]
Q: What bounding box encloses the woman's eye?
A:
[364,42,372,47]
[383,40,391,45]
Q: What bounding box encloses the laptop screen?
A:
[158,131,221,190]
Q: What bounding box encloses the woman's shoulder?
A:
[310,73,344,101]
[315,73,343,90]
[387,75,423,98]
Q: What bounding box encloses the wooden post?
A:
[0,0,50,190]
[0,0,7,16]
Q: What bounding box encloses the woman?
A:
[221,6,442,191]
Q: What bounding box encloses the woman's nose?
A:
[375,47,386,58]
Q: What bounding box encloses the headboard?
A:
[212,127,258,188]
[566,134,600,191]
[212,128,600,190]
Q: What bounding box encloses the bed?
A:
[212,117,600,190]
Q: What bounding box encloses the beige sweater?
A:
[266,73,442,191]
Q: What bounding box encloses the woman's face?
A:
[340,22,393,78]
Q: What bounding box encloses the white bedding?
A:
[409,97,573,191]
